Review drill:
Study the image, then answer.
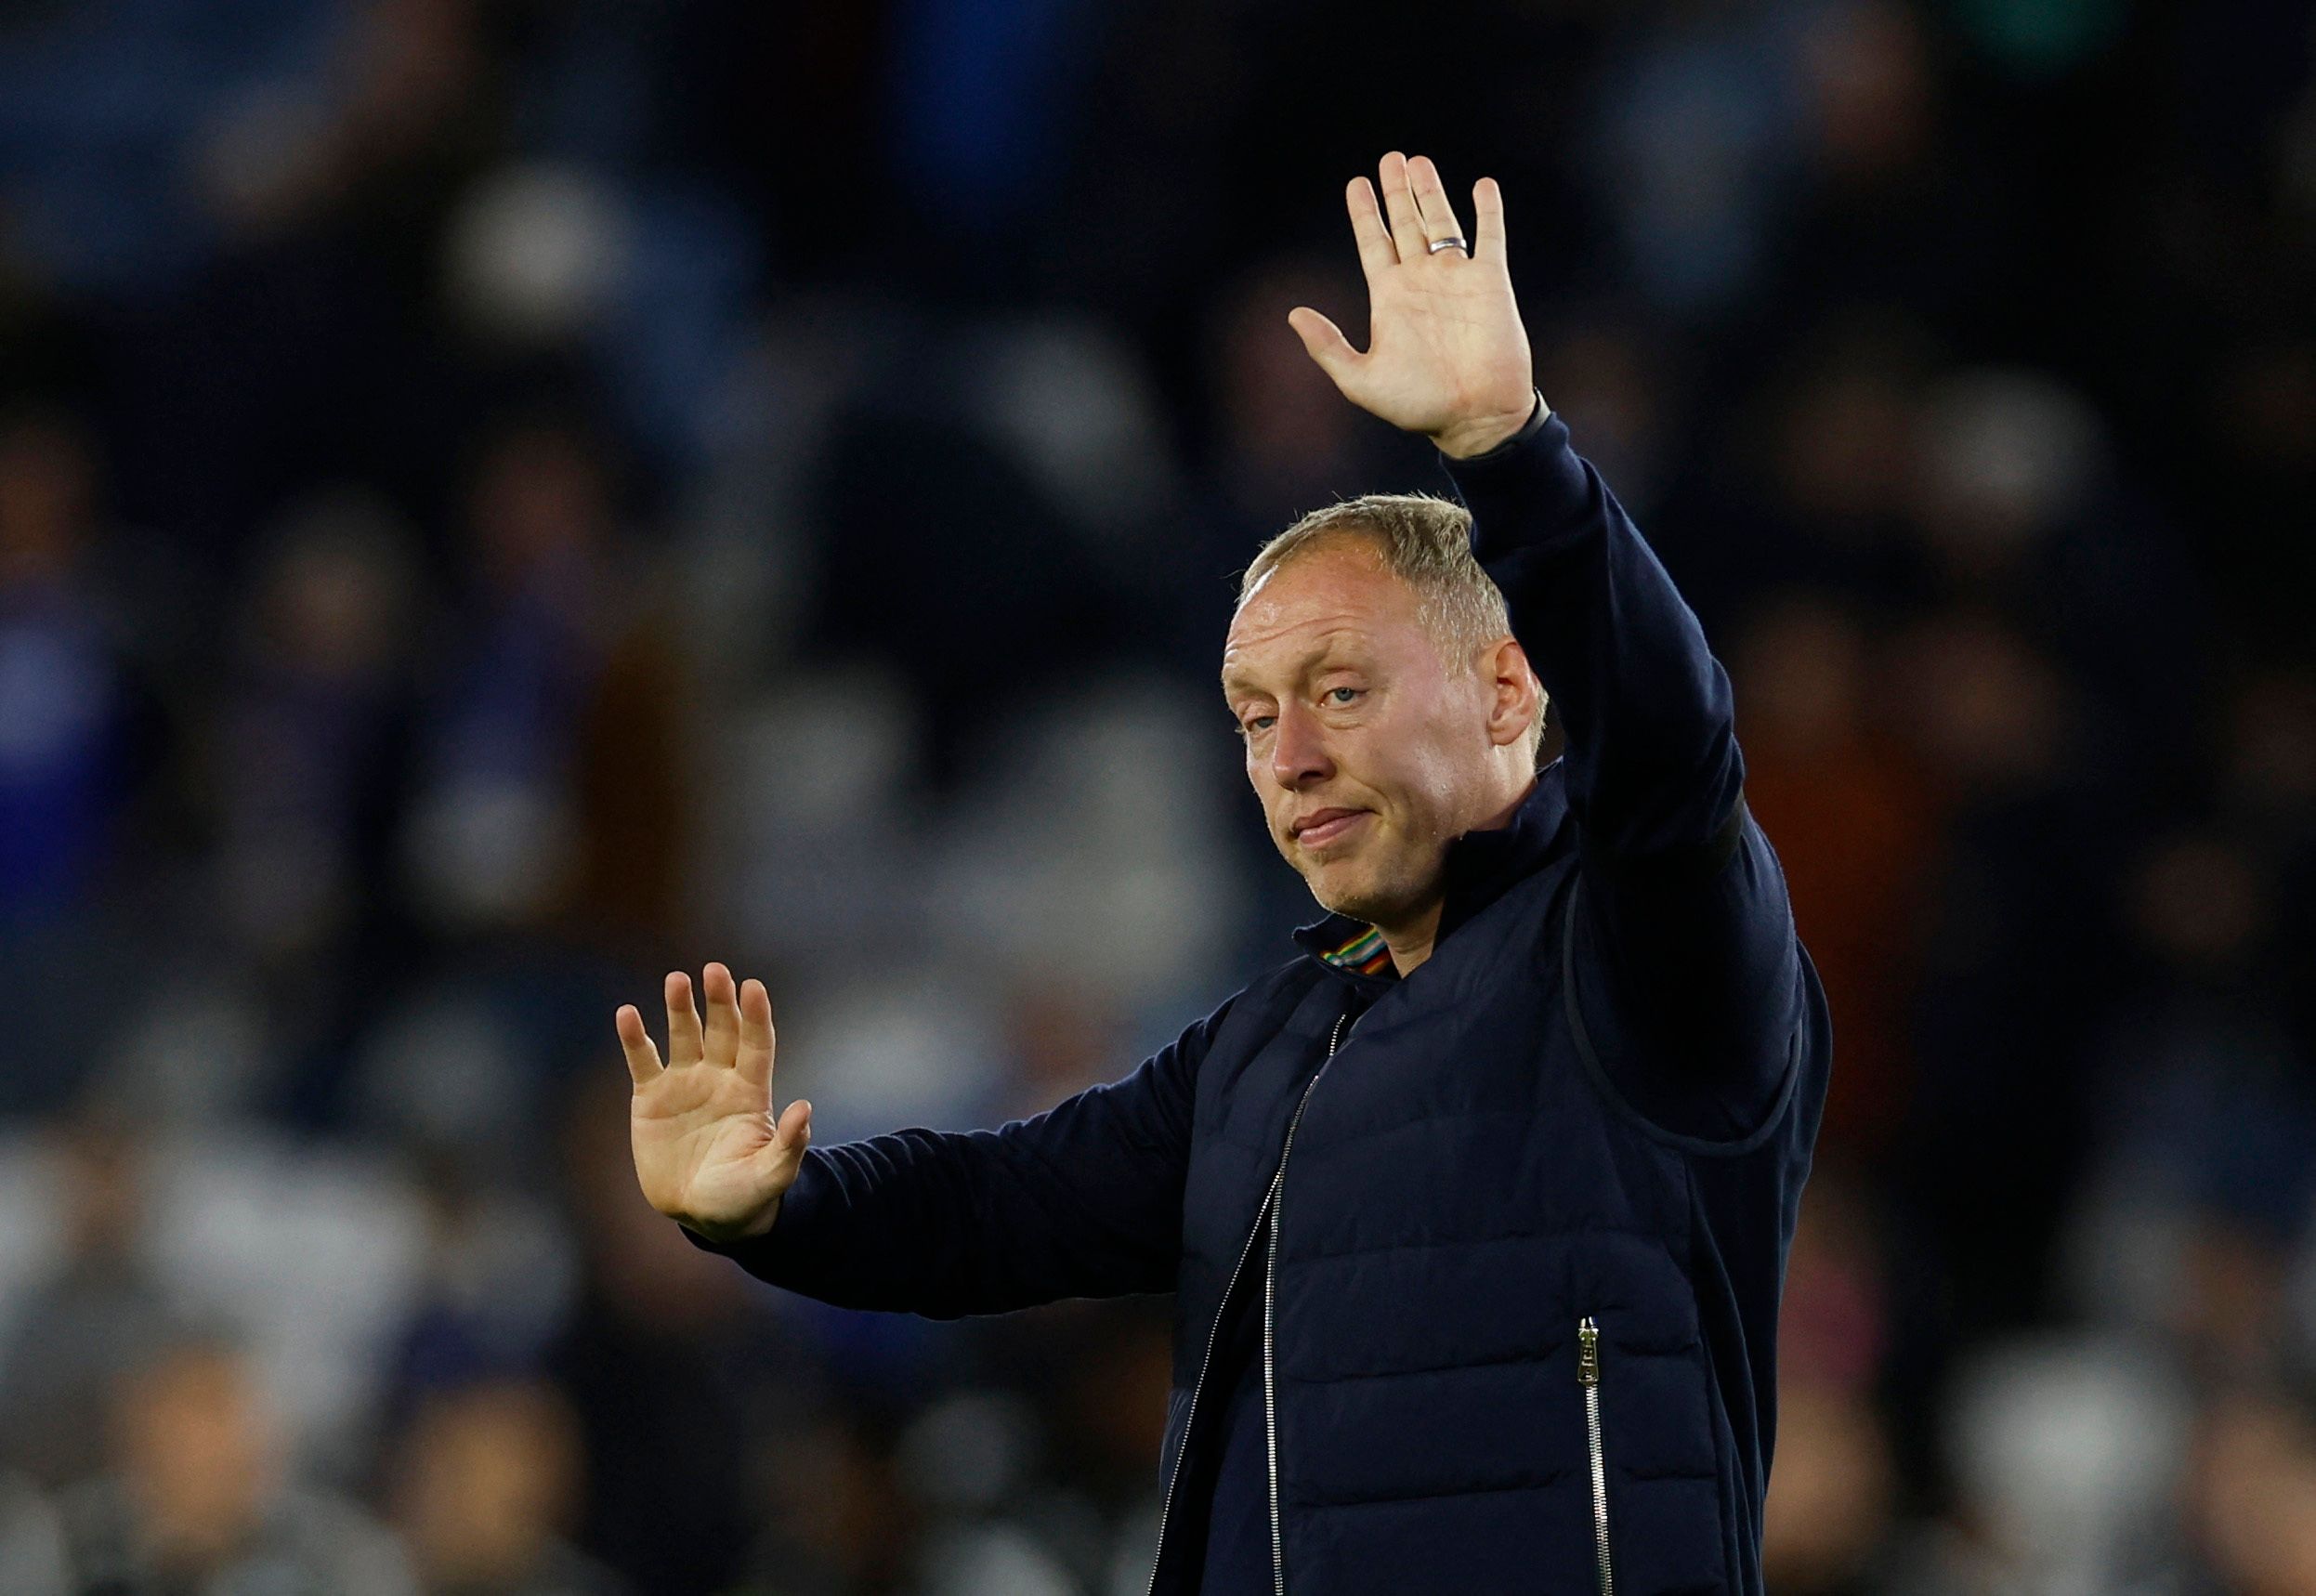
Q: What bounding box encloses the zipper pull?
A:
[1577,1316,1601,1387]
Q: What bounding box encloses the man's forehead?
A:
[1223,543,1420,682]
[1220,619,1370,693]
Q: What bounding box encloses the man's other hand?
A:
[1289,151,1537,460]
[619,963,812,1243]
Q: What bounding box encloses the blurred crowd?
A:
[0,0,2311,1591]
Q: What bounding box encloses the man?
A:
[618,152,1831,1594]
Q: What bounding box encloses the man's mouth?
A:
[1290,808,1369,848]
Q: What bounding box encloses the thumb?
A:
[1287,307,1362,386]
[775,1098,812,1150]
[759,1099,811,1188]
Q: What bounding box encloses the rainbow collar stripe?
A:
[1322,925,1393,976]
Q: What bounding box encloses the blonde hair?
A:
[1237,492,1548,760]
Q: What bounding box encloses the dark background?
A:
[0,0,2312,1591]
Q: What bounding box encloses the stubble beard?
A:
[1299,841,1440,934]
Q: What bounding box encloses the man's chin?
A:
[1296,836,1450,926]
[1303,865,1404,928]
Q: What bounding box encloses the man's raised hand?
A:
[1289,151,1537,460]
[619,963,812,1242]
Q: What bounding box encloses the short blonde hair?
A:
[1237,492,1548,760]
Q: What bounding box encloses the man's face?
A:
[1222,539,1503,929]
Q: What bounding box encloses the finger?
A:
[737,977,777,1090]
[1472,176,1508,265]
[616,1004,665,1088]
[1288,307,1362,386]
[702,962,739,1068]
[1407,155,1468,254]
[772,1097,812,1150]
[663,970,705,1067]
[1378,151,1425,259]
[1345,177,1397,280]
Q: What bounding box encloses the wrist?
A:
[684,1194,783,1244]
[1433,390,1545,460]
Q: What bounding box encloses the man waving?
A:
[619,151,1831,1596]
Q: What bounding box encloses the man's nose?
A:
[1270,701,1334,789]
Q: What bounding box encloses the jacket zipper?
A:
[1144,1178,1275,1596]
[1264,1009,1353,1596]
[1144,1007,1353,1596]
[1578,1315,1614,1596]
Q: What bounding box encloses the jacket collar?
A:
[1291,758,1573,984]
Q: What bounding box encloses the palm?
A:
[618,965,811,1240]
[634,1066,775,1217]
[1289,152,1537,459]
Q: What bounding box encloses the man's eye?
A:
[1326,687,1363,705]
[1247,715,1276,733]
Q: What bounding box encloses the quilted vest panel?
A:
[1159,854,1814,1595]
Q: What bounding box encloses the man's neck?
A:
[1378,902,1444,976]
[1375,773,1538,976]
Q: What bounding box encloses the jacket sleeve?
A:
[1440,398,1802,1139]
[677,993,1228,1315]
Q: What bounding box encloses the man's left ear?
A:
[1482,637,1542,749]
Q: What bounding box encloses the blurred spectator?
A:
[401,415,685,944]
[203,0,500,260]
[440,165,631,355]
[0,0,337,294]
[1779,1171,1893,1400]
[884,0,1110,242]
[216,490,418,975]
[1909,368,2208,789]
[988,981,1128,1124]
[1770,1172,1917,1592]
[1589,0,1809,316]
[1533,315,1674,517]
[722,662,928,969]
[1774,0,2009,324]
[806,368,1124,778]
[2212,664,2316,1065]
[382,1148,578,1418]
[401,416,609,933]
[1919,1334,2188,1593]
[726,1406,919,1596]
[2063,827,2314,1381]
[897,1390,1079,1596]
[0,411,127,920]
[2185,1381,2316,1596]
[1204,255,1393,530]
[1738,308,1940,612]
[52,1329,416,1595]
[1729,585,1940,1153]
[988,1301,1176,1595]
[0,1469,66,1596]
[1890,605,2119,1340]
[387,1379,625,1596]
[543,1074,762,1596]
[926,682,1247,1026]
[1761,1379,1902,1596]
[1803,0,1936,191]
[0,1113,175,1490]
[2199,338,2316,655]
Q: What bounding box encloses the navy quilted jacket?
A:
[689,399,1833,1594]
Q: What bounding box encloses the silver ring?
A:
[1427,236,1469,255]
